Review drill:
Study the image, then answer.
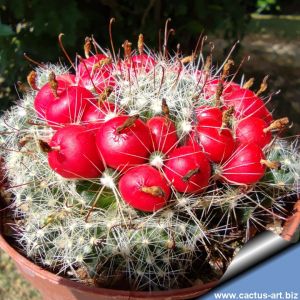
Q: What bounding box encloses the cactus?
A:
[0,26,299,292]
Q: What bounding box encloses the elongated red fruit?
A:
[128,54,156,72]
[147,116,178,154]
[203,79,239,100]
[189,118,235,163]
[34,75,74,119]
[56,73,76,85]
[119,165,170,212]
[48,125,104,178]
[82,101,121,130]
[95,115,153,171]
[219,143,266,185]
[77,54,115,91]
[235,117,271,148]
[195,106,222,126]
[77,54,108,76]
[163,146,211,194]
[223,87,272,123]
[46,86,95,128]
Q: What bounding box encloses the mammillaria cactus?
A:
[0,21,299,292]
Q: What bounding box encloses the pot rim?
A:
[0,233,218,298]
[281,199,300,241]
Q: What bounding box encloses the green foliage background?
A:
[0,0,257,109]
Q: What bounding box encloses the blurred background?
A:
[0,0,299,298]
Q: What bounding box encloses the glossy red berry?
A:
[77,54,107,74]
[131,54,156,72]
[219,143,266,185]
[164,146,211,194]
[34,77,73,119]
[56,73,76,85]
[81,101,121,130]
[189,118,235,163]
[195,106,222,126]
[119,165,170,212]
[147,116,178,154]
[48,125,104,179]
[95,116,153,171]
[77,54,115,92]
[235,117,272,148]
[203,79,239,100]
[223,87,272,123]
[45,86,95,128]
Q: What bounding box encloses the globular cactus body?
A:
[0,29,299,292]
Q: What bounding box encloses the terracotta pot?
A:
[0,236,218,300]
[281,199,300,242]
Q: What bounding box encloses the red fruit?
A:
[48,125,104,179]
[164,146,211,194]
[223,87,272,123]
[203,79,239,100]
[120,55,156,79]
[77,54,115,92]
[235,117,272,148]
[195,106,222,125]
[219,143,266,185]
[189,118,235,163]
[95,116,153,171]
[34,79,72,119]
[119,165,170,212]
[57,73,76,85]
[131,54,156,72]
[77,54,107,75]
[82,101,121,130]
[147,116,178,154]
[45,86,95,128]
[263,110,273,124]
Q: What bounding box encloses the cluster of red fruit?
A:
[32,48,286,213]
